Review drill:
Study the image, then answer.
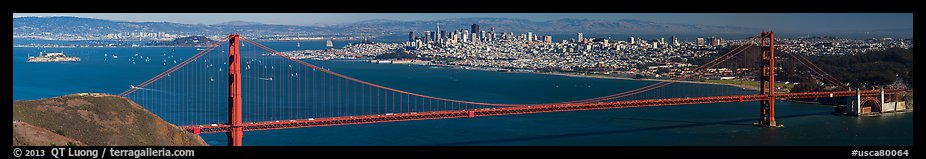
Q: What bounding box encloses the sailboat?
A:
[296,41,301,47]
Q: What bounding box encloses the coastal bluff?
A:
[12,93,208,146]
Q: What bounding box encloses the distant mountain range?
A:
[147,36,216,47]
[13,16,329,37]
[340,17,759,34]
[13,16,911,39]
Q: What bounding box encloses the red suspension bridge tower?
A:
[227,34,244,146]
[756,32,782,127]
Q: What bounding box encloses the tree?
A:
[780,48,912,88]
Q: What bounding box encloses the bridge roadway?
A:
[185,89,905,134]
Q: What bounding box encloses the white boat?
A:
[112,55,118,59]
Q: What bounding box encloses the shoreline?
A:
[458,67,765,92]
[534,71,762,91]
[342,58,767,92]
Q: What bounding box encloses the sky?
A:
[12,13,913,32]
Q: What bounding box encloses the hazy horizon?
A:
[13,13,912,33]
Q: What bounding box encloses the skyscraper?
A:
[424,31,432,43]
[527,32,533,42]
[408,32,415,42]
[577,32,584,42]
[471,24,480,36]
[436,23,442,44]
[671,36,679,46]
[440,30,446,44]
[696,37,705,45]
[480,31,487,42]
[461,30,468,43]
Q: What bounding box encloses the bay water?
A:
[12,39,912,146]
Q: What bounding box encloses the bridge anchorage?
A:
[840,88,910,116]
[119,31,908,146]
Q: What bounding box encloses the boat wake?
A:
[131,85,167,93]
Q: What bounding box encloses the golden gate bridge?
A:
[118,32,908,146]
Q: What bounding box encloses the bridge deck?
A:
[185,89,903,134]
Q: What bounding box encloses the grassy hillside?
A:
[13,121,85,146]
[12,93,208,146]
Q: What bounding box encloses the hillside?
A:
[148,36,217,47]
[341,18,758,34]
[13,121,85,146]
[808,48,914,87]
[12,93,208,146]
[13,16,759,36]
[14,16,913,39]
[13,16,327,37]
